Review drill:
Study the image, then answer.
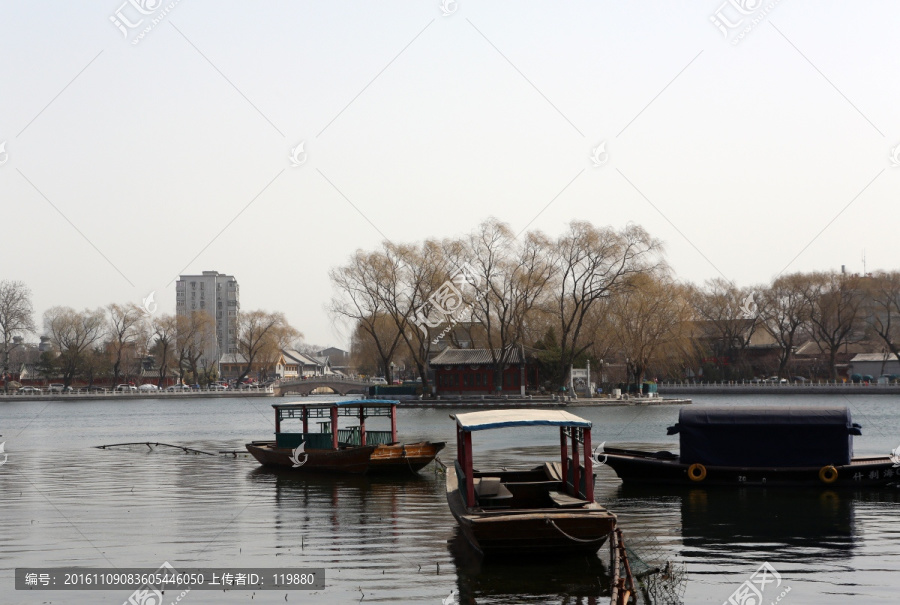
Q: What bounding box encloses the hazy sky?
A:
[2,2,898,348]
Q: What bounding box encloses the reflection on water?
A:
[615,483,858,562]
[680,487,855,556]
[447,527,612,605]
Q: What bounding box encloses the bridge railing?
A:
[277,375,374,386]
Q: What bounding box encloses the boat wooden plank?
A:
[543,461,563,481]
[548,491,589,508]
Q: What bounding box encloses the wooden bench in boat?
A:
[548,490,589,508]
[473,477,514,508]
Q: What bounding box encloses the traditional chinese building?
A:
[429,347,539,395]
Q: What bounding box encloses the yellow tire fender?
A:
[687,463,707,482]
[819,465,838,484]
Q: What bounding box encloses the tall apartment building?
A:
[175,271,240,370]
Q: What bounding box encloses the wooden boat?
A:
[446,409,617,556]
[245,399,443,475]
[369,440,445,474]
[603,406,900,487]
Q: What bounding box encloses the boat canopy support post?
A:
[359,407,367,446]
[275,409,281,435]
[302,407,308,435]
[331,406,339,449]
[583,427,593,501]
[390,404,398,444]
[570,427,580,499]
[463,430,474,507]
[455,423,475,507]
[560,427,569,487]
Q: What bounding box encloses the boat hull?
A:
[603,448,900,487]
[368,441,446,474]
[245,442,375,474]
[445,467,615,556]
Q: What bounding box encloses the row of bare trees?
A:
[331,220,900,388]
[0,279,301,388]
[695,271,900,380]
[330,219,666,390]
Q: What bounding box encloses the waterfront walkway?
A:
[380,395,692,408]
[659,382,900,395]
[0,387,274,402]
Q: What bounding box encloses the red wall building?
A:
[430,348,538,395]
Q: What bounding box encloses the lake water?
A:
[2,393,900,604]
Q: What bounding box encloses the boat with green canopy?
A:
[246,399,444,474]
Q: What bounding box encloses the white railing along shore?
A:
[658,381,897,389]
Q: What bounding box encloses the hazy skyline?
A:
[2,2,899,348]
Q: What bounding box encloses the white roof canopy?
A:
[452,409,591,431]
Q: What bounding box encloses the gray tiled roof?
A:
[430,348,524,366]
[850,353,900,362]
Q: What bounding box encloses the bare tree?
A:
[175,311,216,385]
[385,238,453,390]
[330,250,405,382]
[43,307,107,387]
[0,280,36,389]
[863,271,900,366]
[550,222,662,383]
[805,271,865,380]
[759,273,813,377]
[463,220,555,392]
[690,278,761,378]
[255,321,303,381]
[235,310,300,383]
[80,344,110,388]
[608,272,693,384]
[106,303,146,387]
[150,314,177,388]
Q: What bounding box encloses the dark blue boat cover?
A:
[667,406,861,467]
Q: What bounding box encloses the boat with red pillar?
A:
[246,399,444,475]
[446,409,617,556]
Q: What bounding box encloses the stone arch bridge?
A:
[274,375,372,397]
